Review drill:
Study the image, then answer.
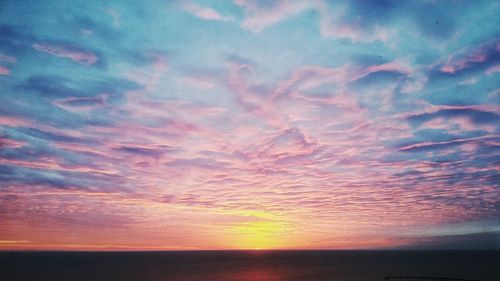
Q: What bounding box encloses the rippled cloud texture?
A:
[0,0,499,250]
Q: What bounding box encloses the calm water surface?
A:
[0,250,498,281]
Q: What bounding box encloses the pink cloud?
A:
[399,135,498,152]
[316,1,391,43]
[0,53,16,64]
[404,104,500,118]
[181,1,232,21]
[0,116,34,127]
[347,60,415,87]
[0,137,27,149]
[52,95,108,112]
[400,74,428,94]
[273,65,350,99]
[235,0,392,43]
[486,64,500,75]
[422,116,495,134]
[123,52,168,93]
[234,0,311,32]
[364,60,412,75]
[274,60,413,101]
[439,42,497,74]
[0,65,10,75]
[181,76,217,90]
[105,8,121,27]
[32,43,98,65]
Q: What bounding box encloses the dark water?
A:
[0,250,498,281]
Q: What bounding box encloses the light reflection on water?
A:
[207,266,284,281]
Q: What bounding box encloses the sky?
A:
[0,0,499,251]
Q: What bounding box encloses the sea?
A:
[0,250,498,281]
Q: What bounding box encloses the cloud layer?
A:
[0,0,498,250]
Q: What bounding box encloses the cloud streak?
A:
[32,43,99,65]
[180,1,233,22]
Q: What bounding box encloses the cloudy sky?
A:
[0,0,499,250]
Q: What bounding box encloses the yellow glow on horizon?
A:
[226,220,294,250]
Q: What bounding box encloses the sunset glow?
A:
[0,0,499,251]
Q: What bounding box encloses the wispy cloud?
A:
[180,1,233,22]
[0,65,10,75]
[32,43,99,65]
